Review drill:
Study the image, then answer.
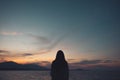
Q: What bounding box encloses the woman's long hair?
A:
[55,50,66,62]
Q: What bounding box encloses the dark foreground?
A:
[0,70,120,80]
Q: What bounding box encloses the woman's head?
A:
[55,50,66,61]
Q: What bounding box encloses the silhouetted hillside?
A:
[0,61,49,70]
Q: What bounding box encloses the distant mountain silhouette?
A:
[90,65,120,71]
[0,61,49,70]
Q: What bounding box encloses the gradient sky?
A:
[0,0,120,69]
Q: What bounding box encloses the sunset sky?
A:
[0,0,120,69]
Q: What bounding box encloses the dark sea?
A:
[0,70,120,80]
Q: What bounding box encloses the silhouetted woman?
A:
[51,50,69,80]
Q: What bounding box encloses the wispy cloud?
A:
[76,60,102,65]
[0,31,51,45]
[67,59,76,62]
[40,61,51,64]
[0,50,10,54]
[72,59,119,65]
[103,60,115,63]
[12,53,34,57]
[0,50,34,61]
[69,59,120,69]
[0,31,23,36]
[0,31,68,55]
[27,33,51,44]
[21,53,33,56]
[37,34,67,54]
[0,50,12,62]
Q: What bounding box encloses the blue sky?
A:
[0,0,120,68]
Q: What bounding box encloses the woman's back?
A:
[51,50,69,80]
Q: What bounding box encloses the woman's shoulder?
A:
[52,60,56,64]
[52,60,68,64]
